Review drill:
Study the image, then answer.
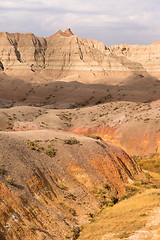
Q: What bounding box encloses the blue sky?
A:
[0,0,160,45]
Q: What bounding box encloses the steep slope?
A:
[0,29,160,82]
[0,29,108,79]
[0,32,46,72]
[110,43,160,79]
[0,130,144,240]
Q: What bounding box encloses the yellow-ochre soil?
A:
[79,171,160,240]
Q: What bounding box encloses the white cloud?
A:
[0,0,160,45]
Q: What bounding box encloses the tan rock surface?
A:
[1,29,160,82]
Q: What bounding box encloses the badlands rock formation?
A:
[0,28,160,81]
[0,29,106,78]
[0,29,160,240]
[0,29,160,157]
[0,130,144,240]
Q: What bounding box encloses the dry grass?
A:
[79,173,160,240]
[139,154,160,174]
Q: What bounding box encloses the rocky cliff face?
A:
[110,43,160,78]
[1,29,160,80]
[0,29,107,78]
[0,32,47,71]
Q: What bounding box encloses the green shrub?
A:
[0,167,4,175]
[118,232,129,239]
[125,185,137,198]
[6,176,14,185]
[27,140,43,151]
[145,172,152,180]
[65,235,71,239]
[7,121,13,130]
[89,213,95,218]
[45,145,56,157]
[139,213,147,217]
[60,202,77,216]
[57,183,68,190]
[132,155,141,162]
[120,195,127,201]
[69,208,77,216]
[67,193,76,200]
[134,181,141,187]
[103,183,110,190]
[108,202,114,207]
[72,226,81,240]
[64,137,80,145]
[91,187,106,201]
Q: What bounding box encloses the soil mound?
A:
[0,130,143,239]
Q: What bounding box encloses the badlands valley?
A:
[0,29,160,240]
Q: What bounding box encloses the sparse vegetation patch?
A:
[45,145,56,157]
[27,139,57,157]
[6,176,14,185]
[64,137,80,145]
[138,154,160,174]
[27,140,43,151]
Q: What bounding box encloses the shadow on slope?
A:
[0,71,160,109]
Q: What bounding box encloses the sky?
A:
[0,0,160,46]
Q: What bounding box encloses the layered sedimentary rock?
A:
[0,29,160,80]
[0,31,46,71]
[110,43,160,77]
[0,29,107,77]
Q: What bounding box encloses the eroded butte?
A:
[0,29,160,240]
